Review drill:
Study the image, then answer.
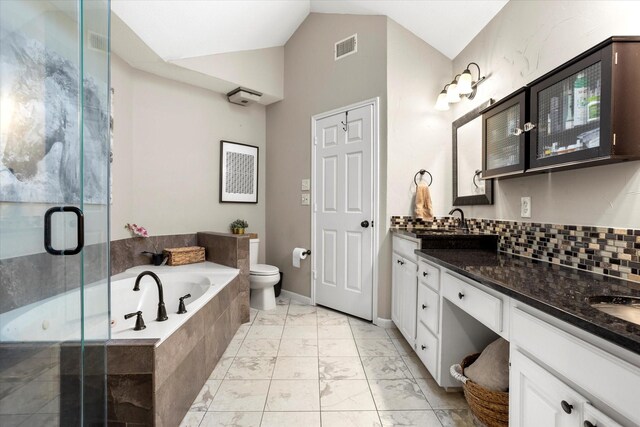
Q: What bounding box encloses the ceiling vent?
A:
[335,34,357,61]
[226,87,262,106]
[88,31,108,53]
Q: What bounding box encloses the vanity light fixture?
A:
[434,62,486,110]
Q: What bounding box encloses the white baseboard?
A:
[279,289,312,305]
[374,317,395,328]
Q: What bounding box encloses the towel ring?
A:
[413,170,433,187]
[472,170,482,188]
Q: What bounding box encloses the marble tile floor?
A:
[180,297,474,427]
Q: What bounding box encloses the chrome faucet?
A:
[448,208,469,233]
[133,271,168,321]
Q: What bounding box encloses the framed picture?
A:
[220,140,259,203]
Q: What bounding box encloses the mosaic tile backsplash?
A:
[390,215,640,284]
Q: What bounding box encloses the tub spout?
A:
[133,271,169,321]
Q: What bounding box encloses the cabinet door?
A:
[391,253,403,328]
[528,45,612,170]
[510,350,586,427]
[399,258,418,343]
[583,403,623,427]
[482,89,528,178]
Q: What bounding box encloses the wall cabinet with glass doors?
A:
[482,36,640,178]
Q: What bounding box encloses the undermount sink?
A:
[589,296,640,325]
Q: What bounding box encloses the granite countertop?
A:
[415,248,640,355]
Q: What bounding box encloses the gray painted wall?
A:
[265,13,388,310]
[451,0,640,229]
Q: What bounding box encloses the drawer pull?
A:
[422,304,427,310]
[560,400,573,414]
[423,271,428,277]
[458,292,465,300]
[583,422,596,427]
[421,345,427,350]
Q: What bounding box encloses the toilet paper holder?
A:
[302,249,311,256]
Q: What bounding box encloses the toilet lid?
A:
[251,264,279,276]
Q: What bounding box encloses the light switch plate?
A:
[521,196,531,218]
[301,193,310,205]
[301,179,310,191]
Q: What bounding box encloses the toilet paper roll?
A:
[292,247,308,268]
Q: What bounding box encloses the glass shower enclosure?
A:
[0,1,110,425]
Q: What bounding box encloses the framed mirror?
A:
[453,99,494,206]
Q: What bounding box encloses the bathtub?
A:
[0,261,239,345]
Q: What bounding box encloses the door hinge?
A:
[613,133,617,146]
[314,136,318,145]
[312,271,317,280]
[615,51,618,65]
[313,204,317,212]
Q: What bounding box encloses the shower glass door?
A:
[0,1,110,425]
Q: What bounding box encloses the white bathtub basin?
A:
[0,262,239,345]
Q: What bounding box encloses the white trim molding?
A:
[279,289,312,306]
[375,317,396,329]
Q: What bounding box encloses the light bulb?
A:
[446,81,461,103]
[435,90,449,111]
[457,70,474,95]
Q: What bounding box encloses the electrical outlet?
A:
[301,179,310,191]
[301,193,310,206]
[521,196,531,218]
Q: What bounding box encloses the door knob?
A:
[361,220,370,228]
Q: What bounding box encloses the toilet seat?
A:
[250,264,279,276]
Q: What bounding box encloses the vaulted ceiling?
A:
[110,0,509,105]
[111,0,508,61]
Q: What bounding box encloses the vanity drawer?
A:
[415,321,438,378]
[442,273,503,333]
[418,283,439,334]
[418,260,440,291]
[392,235,419,260]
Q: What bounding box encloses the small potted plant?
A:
[230,219,249,234]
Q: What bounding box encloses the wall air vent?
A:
[88,31,108,53]
[335,34,357,61]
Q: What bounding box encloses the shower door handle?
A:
[44,206,85,255]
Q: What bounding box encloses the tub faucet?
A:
[133,271,168,321]
[448,208,469,233]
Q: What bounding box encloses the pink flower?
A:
[125,223,149,238]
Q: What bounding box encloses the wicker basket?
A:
[163,246,205,266]
[450,353,509,427]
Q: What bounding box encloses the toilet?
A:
[249,238,280,311]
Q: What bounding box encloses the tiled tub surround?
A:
[391,216,640,284]
[108,232,250,426]
[416,248,640,354]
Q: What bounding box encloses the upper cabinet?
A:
[482,36,640,179]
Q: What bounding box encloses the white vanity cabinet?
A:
[390,234,640,425]
[510,349,587,427]
[391,235,420,345]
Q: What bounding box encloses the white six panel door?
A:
[314,105,373,320]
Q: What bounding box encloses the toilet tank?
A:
[250,239,259,267]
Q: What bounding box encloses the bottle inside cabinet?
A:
[536,62,601,160]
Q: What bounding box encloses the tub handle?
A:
[124,311,146,331]
[178,294,192,314]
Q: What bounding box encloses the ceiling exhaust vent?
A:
[335,34,357,61]
[227,87,262,106]
[88,31,108,53]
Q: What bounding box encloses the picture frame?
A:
[219,140,259,203]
